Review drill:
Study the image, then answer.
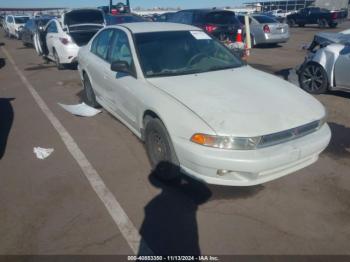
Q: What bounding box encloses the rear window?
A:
[15,17,29,24]
[253,16,278,24]
[64,10,104,26]
[205,11,239,24]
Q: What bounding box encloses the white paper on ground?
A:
[33,147,54,160]
[58,102,101,117]
[190,31,211,40]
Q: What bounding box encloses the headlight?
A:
[190,133,261,150]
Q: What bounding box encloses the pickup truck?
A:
[287,7,348,28]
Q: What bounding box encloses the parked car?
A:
[4,15,30,39]
[21,16,53,47]
[298,29,350,94]
[78,22,330,186]
[262,11,286,23]
[237,14,289,46]
[105,14,146,25]
[34,9,105,69]
[0,15,5,28]
[168,9,242,42]
[287,7,348,28]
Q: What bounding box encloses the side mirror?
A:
[111,60,131,74]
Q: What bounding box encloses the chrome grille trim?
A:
[258,120,321,148]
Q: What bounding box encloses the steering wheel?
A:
[187,53,208,67]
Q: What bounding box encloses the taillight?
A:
[263,24,270,33]
[204,24,218,33]
[59,37,69,45]
[331,12,338,19]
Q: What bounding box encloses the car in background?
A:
[168,9,242,42]
[105,14,146,25]
[78,22,330,186]
[21,16,53,47]
[287,7,348,28]
[34,8,105,69]
[4,15,30,39]
[0,15,5,28]
[298,29,350,94]
[237,14,289,46]
[262,11,287,23]
[153,12,176,22]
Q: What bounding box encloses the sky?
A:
[0,0,247,9]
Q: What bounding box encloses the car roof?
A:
[179,9,234,14]
[115,22,200,33]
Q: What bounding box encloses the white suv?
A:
[4,15,30,39]
[34,9,105,69]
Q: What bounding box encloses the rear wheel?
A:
[82,73,99,108]
[144,117,180,181]
[53,49,64,70]
[288,18,296,27]
[298,23,305,27]
[329,23,337,28]
[299,62,328,94]
[318,18,327,28]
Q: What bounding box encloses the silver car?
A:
[238,14,290,46]
[298,30,350,94]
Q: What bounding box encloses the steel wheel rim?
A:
[301,65,325,92]
[149,130,168,166]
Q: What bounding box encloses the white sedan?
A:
[78,22,331,186]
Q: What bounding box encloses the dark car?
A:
[153,12,176,22]
[21,16,53,47]
[287,7,348,28]
[168,9,242,42]
[105,14,146,25]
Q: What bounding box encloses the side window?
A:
[8,16,14,23]
[108,29,133,67]
[47,22,58,33]
[171,11,192,24]
[92,29,114,60]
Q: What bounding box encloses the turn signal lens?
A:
[191,133,261,150]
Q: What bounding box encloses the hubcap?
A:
[150,131,167,165]
[301,65,324,92]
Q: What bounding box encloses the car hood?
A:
[147,66,325,137]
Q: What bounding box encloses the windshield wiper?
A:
[206,65,238,72]
[147,68,204,78]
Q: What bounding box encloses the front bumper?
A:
[173,124,331,186]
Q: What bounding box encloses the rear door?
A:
[334,45,350,88]
[86,29,115,108]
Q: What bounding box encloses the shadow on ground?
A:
[24,64,56,71]
[139,163,263,255]
[0,98,15,159]
[325,122,350,159]
[0,58,5,69]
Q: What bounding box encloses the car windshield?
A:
[253,15,278,23]
[135,31,243,78]
[205,11,239,24]
[15,17,29,24]
[106,15,145,25]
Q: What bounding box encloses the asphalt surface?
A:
[0,22,350,256]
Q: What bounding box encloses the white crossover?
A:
[34,9,105,69]
[78,22,331,186]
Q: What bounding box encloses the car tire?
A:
[329,23,337,28]
[288,18,296,27]
[82,73,99,108]
[53,49,64,70]
[318,18,327,28]
[299,62,328,94]
[298,23,305,27]
[144,117,180,181]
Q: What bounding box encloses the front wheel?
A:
[145,117,180,181]
[299,62,328,94]
[288,18,296,27]
[318,18,327,28]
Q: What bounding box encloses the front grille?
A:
[258,120,321,148]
